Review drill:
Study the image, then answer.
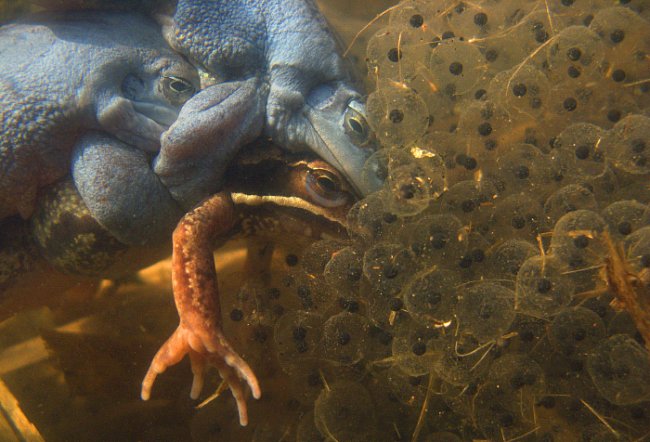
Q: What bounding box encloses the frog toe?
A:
[142,320,260,426]
[97,96,168,152]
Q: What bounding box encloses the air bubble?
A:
[455,282,516,342]
[516,255,575,317]
[587,334,650,405]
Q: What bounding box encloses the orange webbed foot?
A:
[141,322,261,426]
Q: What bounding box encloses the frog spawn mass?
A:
[184,1,650,439]
[5,1,643,440]
[185,0,650,441]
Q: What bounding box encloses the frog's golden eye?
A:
[344,101,371,146]
[161,75,196,105]
[305,169,349,208]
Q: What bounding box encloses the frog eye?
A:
[161,75,196,105]
[344,101,371,146]
[305,169,349,208]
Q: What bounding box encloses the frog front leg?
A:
[140,192,261,426]
[71,132,184,246]
[153,78,266,211]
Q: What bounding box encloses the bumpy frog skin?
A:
[154,0,379,207]
[3,1,379,248]
[0,12,199,242]
[59,0,380,209]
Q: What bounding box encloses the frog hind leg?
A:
[141,192,261,427]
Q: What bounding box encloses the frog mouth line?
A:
[230,192,348,228]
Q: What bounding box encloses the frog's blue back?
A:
[0,12,194,220]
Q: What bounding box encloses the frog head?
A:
[224,140,356,238]
[96,51,200,152]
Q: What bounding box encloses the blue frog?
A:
[0,11,200,244]
[15,0,380,248]
[154,0,378,203]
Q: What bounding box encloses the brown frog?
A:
[140,141,355,426]
[1,140,356,425]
